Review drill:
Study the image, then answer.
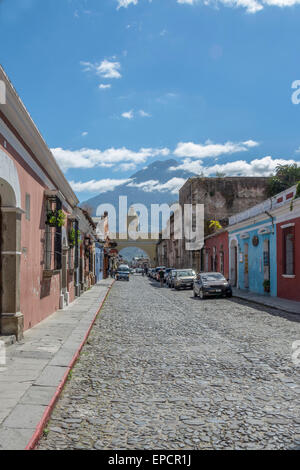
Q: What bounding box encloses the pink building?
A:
[0,66,95,340]
[202,230,229,279]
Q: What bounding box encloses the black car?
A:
[193,272,232,299]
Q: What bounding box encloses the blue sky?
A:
[1,0,300,202]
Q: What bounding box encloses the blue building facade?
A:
[227,184,300,298]
[228,218,277,297]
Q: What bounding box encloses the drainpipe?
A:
[265,211,274,234]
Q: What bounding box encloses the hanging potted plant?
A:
[46,209,66,228]
[77,230,81,245]
[46,210,57,227]
[56,210,66,227]
[68,227,76,248]
[263,279,270,293]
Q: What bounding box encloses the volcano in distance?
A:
[81,159,196,216]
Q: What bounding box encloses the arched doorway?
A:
[230,238,238,287]
[0,150,23,340]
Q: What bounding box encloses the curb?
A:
[233,293,299,316]
[25,280,115,450]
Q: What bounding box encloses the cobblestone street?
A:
[38,276,300,450]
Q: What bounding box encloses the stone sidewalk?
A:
[0,279,114,450]
[232,288,300,315]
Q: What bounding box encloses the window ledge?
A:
[282,274,295,279]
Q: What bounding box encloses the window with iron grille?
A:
[220,251,224,275]
[75,219,79,269]
[89,249,92,273]
[283,227,295,275]
[68,221,75,271]
[44,198,52,270]
[54,197,62,270]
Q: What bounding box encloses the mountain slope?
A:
[81,159,195,216]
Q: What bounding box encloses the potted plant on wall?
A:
[68,227,76,248]
[263,279,270,293]
[46,209,66,227]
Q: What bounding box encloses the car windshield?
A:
[201,273,225,281]
[177,270,195,277]
[118,266,130,272]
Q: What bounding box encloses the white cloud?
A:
[117,0,138,9]
[177,0,196,4]
[81,59,121,79]
[81,131,88,137]
[69,178,131,193]
[171,156,300,177]
[204,156,300,176]
[128,177,186,194]
[99,84,111,90]
[139,110,151,117]
[174,139,259,159]
[170,159,204,174]
[178,0,300,13]
[121,110,151,119]
[118,163,138,171]
[116,0,300,14]
[51,147,170,172]
[122,110,134,119]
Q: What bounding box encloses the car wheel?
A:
[199,289,205,300]
[226,292,232,298]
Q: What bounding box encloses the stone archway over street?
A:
[113,234,158,266]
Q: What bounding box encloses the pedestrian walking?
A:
[159,268,164,287]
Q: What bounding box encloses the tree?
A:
[209,220,223,231]
[266,163,300,197]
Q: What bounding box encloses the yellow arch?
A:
[113,234,159,266]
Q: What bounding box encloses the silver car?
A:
[173,269,196,290]
[167,269,177,288]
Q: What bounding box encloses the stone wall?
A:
[178,176,269,270]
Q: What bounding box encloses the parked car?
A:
[164,268,173,283]
[166,269,177,288]
[116,265,130,281]
[135,267,143,274]
[193,272,232,299]
[173,269,196,290]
